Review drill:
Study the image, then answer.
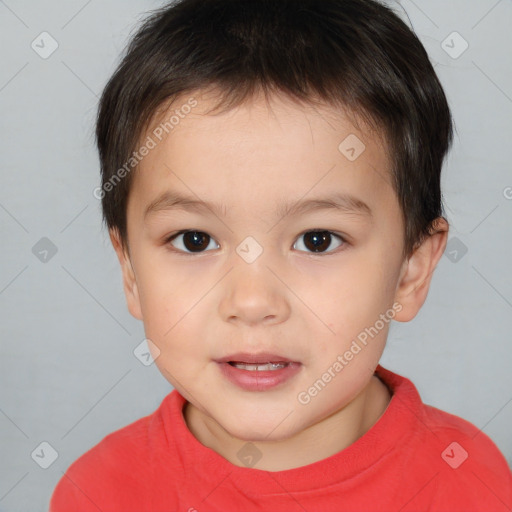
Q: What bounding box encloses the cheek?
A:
[134,251,191,322]
[304,251,397,355]
[134,269,190,354]
[145,295,207,386]
[136,274,174,332]
[135,266,215,365]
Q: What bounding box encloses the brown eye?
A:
[168,231,219,253]
[294,230,345,254]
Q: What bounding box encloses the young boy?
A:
[50,0,512,510]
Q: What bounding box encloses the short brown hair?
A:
[96,0,454,259]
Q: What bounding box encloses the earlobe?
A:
[393,218,449,322]
[109,229,143,321]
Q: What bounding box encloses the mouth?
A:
[215,352,297,365]
[215,352,302,391]
[227,361,291,371]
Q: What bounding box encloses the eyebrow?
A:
[144,190,373,221]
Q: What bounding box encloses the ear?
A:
[109,228,143,321]
[393,217,449,322]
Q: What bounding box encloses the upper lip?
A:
[215,352,297,364]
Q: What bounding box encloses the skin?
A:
[110,89,449,471]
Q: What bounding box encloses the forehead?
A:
[130,89,396,223]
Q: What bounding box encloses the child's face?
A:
[114,90,417,442]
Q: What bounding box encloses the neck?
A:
[183,374,391,471]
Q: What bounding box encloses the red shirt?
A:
[49,365,512,511]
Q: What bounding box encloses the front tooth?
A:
[232,362,288,371]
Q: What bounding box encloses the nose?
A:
[218,261,291,327]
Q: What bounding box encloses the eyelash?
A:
[164,229,349,256]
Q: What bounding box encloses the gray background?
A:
[0,0,511,510]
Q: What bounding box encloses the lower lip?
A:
[216,362,302,391]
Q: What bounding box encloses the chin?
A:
[218,412,300,443]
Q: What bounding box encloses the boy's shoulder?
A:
[379,364,510,465]
[424,405,512,509]
[398,368,507,461]
[49,369,512,511]
[49,390,180,511]
[376,366,512,509]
